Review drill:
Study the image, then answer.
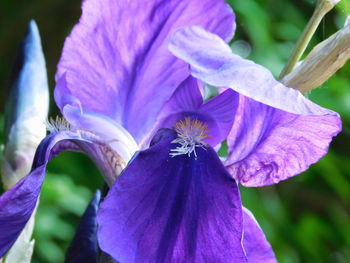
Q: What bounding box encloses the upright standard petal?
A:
[0,129,125,257]
[55,0,235,143]
[169,26,341,186]
[169,26,337,116]
[97,129,247,263]
[242,208,277,263]
[144,77,238,147]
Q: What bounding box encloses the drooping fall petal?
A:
[0,129,125,257]
[97,129,247,263]
[242,208,277,263]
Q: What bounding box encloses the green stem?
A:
[279,0,336,78]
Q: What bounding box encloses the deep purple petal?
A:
[97,129,247,263]
[199,89,238,146]
[55,0,235,143]
[0,128,128,257]
[0,132,81,257]
[225,95,341,186]
[242,208,277,263]
[144,77,238,147]
[65,190,101,263]
[169,26,342,186]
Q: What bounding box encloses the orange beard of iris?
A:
[170,117,211,158]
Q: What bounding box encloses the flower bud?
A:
[2,20,49,189]
[1,20,48,263]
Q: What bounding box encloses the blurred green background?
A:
[1,0,350,262]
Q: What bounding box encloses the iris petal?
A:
[0,129,125,257]
[242,208,277,263]
[97,129,247,263]
[168,26,339,116]
[55,0,235,143]
[62,104,138,163]
[145,77,238,148]
[225,96,341,186]
[0,132,78,257]
[169,26,341,186]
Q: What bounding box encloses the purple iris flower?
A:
[0,0,341,262]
